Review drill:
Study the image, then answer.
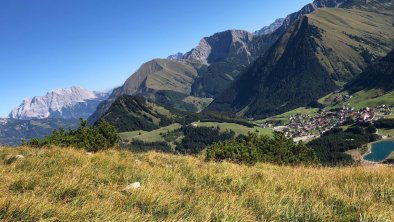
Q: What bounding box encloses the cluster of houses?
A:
[261,104,393,141]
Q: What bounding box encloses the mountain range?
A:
[2,0,394,146]
[207,0,394,118]
[1,87,110,145]
[10,86,110,120]
[90,0,368,124]
[0,118,79,146]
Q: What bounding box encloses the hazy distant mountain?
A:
[167,52,184,60]
[254,18,285,36]
[0,118,79,146]
[10,86,111,120]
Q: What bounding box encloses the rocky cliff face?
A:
[184,29,277,97]
[10,86,110,120]
[182,30,255,65]
[255,18,285,36]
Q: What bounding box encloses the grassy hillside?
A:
[0,147,393,221]
[191,122,273,136]
[308,7,394,83]
[120,59,198,96]
[99,95,176,132]
[347,90,394,110]
[320,50,394,110]
[319,89,394,110]
[89,59,208,124]
[256,107,319,125]
[119,123,182,143]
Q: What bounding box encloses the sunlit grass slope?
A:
[256,107,319,125]
[319,89,394,110]
[1,147,393,221]
[308,7,394,83]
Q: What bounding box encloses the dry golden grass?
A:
[0,146,393,221]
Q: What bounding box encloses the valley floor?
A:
[0,147,393,221]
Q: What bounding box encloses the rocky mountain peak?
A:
[167,52,184,60]
[9,86,110,120]
[182,29,254,65]
[254,18,285,36]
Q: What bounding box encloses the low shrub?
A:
[23,119,119,152]
[206,132,318,165]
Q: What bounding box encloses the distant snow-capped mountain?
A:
[9,86,111,120]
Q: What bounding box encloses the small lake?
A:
[363,140,394,162]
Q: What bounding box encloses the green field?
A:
[192,122,273,137]
[378,128,394,138]
[308,7,394,85]
[119,122,273,148]
[348,90,394,110]
[383,114,394,119]
[319,89,394,111]
[256,107,319,125]
[119,124,182,142]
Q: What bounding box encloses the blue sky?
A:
[0,0,311,117]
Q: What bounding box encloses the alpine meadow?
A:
[1,0,394,221]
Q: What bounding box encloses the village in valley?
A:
[260,104,393,142]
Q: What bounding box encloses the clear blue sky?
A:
[0,0,311,117]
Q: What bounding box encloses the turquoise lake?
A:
[363,140,394,162]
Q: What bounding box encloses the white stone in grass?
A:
[123,182,141,191]
[15,155,25,159]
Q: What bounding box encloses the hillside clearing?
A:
[119,122,273,145]
[191,122,273,137]
[256,107,319,125]
[119,124,182,142]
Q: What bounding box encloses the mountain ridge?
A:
[10,86,110,120]
[207,2,394,118]
[254,18,285,36]
[91,0,393,123]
